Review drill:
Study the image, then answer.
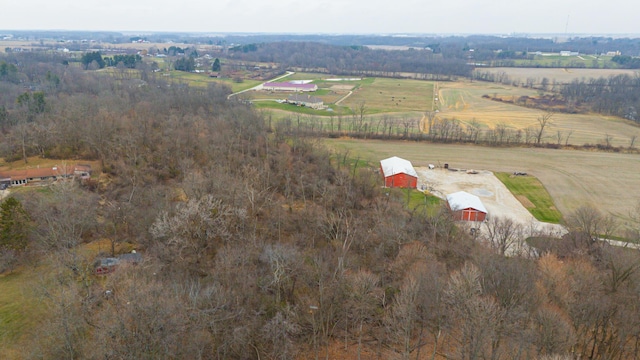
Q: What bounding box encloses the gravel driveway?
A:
[416,167,565,236]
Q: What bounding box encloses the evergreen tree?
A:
[174,57,195,72]
[0,197,31,252]
[212,58,221,72]
[80,51,106,69]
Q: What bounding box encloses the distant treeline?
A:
[18,30,640,56]
[223,41,472,78]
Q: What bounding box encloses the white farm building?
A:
[260,82,318,92]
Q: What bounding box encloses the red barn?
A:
[446,191,488,222]
[380,156,418,189]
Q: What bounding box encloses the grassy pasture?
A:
[325,139,640,223]
[250,75,434,116]
[165,71,261,92]
[282,73,330,81]
[247,88,345,105]
[436,80,640,147]
[494,172,563,223]
[340,77,434,114]
[0,267,48,358]
[98,64,261,93]
[253,101,344,115]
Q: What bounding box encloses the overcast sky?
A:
[2,0,638,36]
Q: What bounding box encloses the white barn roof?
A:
[446,191,488,213]
[380,156,418,178]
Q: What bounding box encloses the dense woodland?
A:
[1,49,640,359]
[560,75,640,122]
[224,42,472,79]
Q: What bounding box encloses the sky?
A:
[2,0,638,36]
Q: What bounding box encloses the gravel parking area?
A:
[416,167,565,236]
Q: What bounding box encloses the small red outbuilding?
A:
[380,156,418,189]
[446,191,488,222]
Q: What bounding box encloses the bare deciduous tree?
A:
[536,112,554,145]
[387,274,420,360]
[445,263,504,360]
[483,216,525,256]
[346,270,381,360]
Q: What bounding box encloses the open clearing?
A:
[327,139,640,222]
[436,80,640,147]
[340,77,434,113]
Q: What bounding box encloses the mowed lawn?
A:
[495,172,563,223]
[326,139,640,222]
[0,267,49,359]
[436,81,640,148]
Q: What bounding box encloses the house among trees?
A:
[0,163,91,187]
[94,251,142,275]
[446,191,488,221]
[260,82,318,92]
[286,94,324,109]
[379,156,418,189]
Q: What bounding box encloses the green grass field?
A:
[165,71,261,92]
[0,266,48,359]
[404,189,442,214]
[494,172,563,223]
[340,77,434,114]
[253,101,345,115]
[250,75,433,116]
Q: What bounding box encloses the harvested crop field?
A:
[435,81,640,147]
[327,139,640,221]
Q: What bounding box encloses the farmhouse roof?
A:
[0,166,74,181]
[380,156,418,178]
[446,191,488,214]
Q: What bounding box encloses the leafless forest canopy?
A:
[1,45,640,359]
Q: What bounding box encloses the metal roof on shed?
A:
[446,191,488,214]
[380,156,418,178]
